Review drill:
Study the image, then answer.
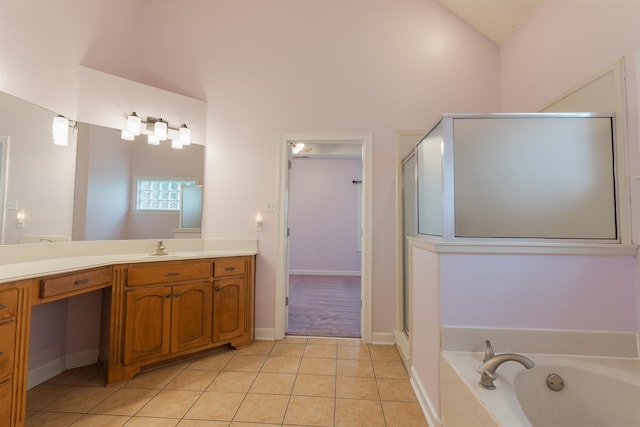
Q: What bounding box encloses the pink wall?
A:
[1,0,501,348]
[440,254,638,331]
[289,158,362,273]
[500,0,640,331]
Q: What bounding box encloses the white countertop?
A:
[0,238,258,283]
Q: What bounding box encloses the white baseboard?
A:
[411,365,442,427]
[370,332,395,345]
[393,329,411,371]
[28,349,99,390]
[288,270,361,276]
[255,328,276,341]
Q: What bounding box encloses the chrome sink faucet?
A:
[151,240,169,256]
[478,340,535,390]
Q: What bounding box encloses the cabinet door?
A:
[171,282,212,353]
[212,277,246,342]
[124,287,171,365]
[0,379,11,427]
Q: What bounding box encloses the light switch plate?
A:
[264,200,277,212]
[6,199,18,210]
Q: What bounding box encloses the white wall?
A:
[289,157,362,273]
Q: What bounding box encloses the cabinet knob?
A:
[174,292,180,297]
[215,287,221,292]
[0,351,3,357]
[0,304,5,310]
[165,294,171,298]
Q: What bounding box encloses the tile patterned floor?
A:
[25,337,429,427]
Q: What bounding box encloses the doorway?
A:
[287,154,362,337]
[275,133,372,342]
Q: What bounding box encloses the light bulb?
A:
[154,119,168,141]
[171,139,183,149]
[179,124,191,145]
[147,134,160,145]
[291,143,305,154]
[126,112,142,135]
[52,115,69,146]
[121,129,135,141]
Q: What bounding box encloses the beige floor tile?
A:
[370,345,401,361]
[137,390,202,418]
[284,395,334,426]
[223,355,266,372]
[44,385,118,413]
[292,374,336,397]
[249,372,296,394]
[307,338,338,346]
[260,356,301,373]
[372,360,409,379]
[270,343,305,357]
[337,344,371,360]
[336,376,380,400]
[280,336,308,344]
[235,340,274,356]
[335,398,385,427]
[89,387,159,416]
[24,410,82,427]
[377,378,418,402]
[206,371,257,393]
[70,413,130,426]
[44,364,103,386]
[187,352,235,371]
[382,401,429,426]
[233,393,290,424]
[126,417,180,426]
[165,369,220,391]
[298,357,336,375]
[124,368,183,389]
[26,384,76,410]
[337,359,374,377]
[183,391,245,421]
[178,420,230,427]
[229,423,279,427]
[303,344,337,359]
[338,338,364,346]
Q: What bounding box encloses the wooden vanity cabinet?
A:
[123,281,212,365]
[108,255,255,383]
[0,281,32,427]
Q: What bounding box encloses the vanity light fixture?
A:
[52,115,77,146]
[154,118,168,141]
[121,113,192,148]
[291,142,305,154]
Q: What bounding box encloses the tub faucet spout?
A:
[478,353,534,390]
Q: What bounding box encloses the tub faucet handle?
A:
[483,340,495,362]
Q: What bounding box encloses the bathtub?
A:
[441,351,640,427]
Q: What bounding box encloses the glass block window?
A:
[135,178,197,211]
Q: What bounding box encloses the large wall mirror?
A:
[0,91,205,245]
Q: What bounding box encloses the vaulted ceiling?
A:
[436,0,544,45]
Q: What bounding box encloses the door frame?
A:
[275,132,373,342]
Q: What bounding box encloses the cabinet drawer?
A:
[0,289,18,323]
[0,322,16,379]
[41,267,112,299]
[214,259,246,277]
[127,262,211,286]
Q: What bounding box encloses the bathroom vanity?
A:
[0,240,256,427]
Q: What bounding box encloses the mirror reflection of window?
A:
[180,185,203,229]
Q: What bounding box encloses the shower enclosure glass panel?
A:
[417,121,444,237]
